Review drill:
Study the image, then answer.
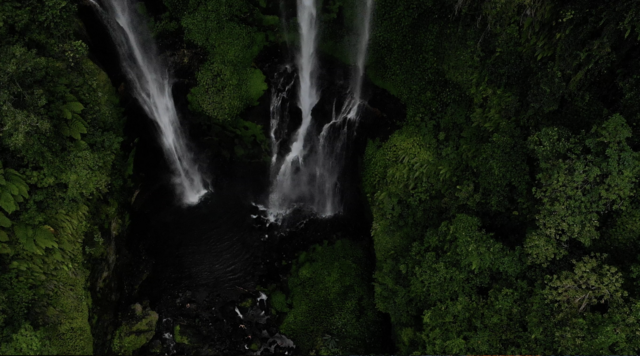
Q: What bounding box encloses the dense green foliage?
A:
[162,0,276,123]
[0,0,128,354]
[153,0,276,161]
[280,240,383,355]
[360,0,640,353]
[111,304,158,355]
[6,0,640,354]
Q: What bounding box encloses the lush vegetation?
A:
[5,0,640,354]
[162,0,270,122]
[150,0,279,161]
[360,0,640,353]
[279,240,383,355]
[0,0,128,354]
[111,304,158,355]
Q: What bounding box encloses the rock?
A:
[238,297,255,308]
[133,303,143,316]
[149,340,162,354]
[111,304,159,355]
[174,325,191,345]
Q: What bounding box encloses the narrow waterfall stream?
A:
[267,0,375,219]
[352,0,374,105]
[314,0,375,215]
[88,0,207,205]
[268,0,320,219]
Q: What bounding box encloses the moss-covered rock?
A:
[249,341,260,351]
[111,304,158,355]
[238,297,255,309]
[270,290,290,313]
[174,325,191,345]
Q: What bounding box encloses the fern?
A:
[52,204,89,253]
[64,101,84,114]
[0,230,8,242]
[35,227,58,250]
[0,165,30,215]
[0,212,12,228]
[69,116,87,140]
[0,243,11,254]
[58,95,88,140]
[0,191,16,214]
[15,223,39,255]
[0,227,10,254]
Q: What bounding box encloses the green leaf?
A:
[0,190,17,214]
[65,94,78,102]
[14,181,28,199]
[60,122,71,137]
[0,243,11,254]
[5,169,23,178]
[35,227,58,249]
[5,181,19,195]
[51,248,63,262]
[0,211,11,228]
[0,229,9,242]
[73,113,88,126]
[30,264,43,273]
[71,116,87,133]
[69,119,87,140]
[14,223,30,243]
[64,101,84,114]
[61,108,72,120]
[22,236,38,254]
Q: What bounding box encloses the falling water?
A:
[269,66,296,166]
[266,0,374,219]
[268,0,320,218]
[88,0,207,205]
[352,0,374,106]
[313,0,375,215]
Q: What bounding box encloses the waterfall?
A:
[269,65,296,166]
[267,0,320,218]
[88,0,208,206]
[352,0,374,106]
[313,0,375,215]
[266,0,375,219]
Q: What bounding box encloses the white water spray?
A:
[352,0,374,106]
[89,0,207,205]
[266,0,374,219]
[313,0,375,215]
[291,0,320,156]
[269,66,296,166]
[268,0,320,218]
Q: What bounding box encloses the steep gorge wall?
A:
[0,1,132,353]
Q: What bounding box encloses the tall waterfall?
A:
[314,0,375,215]
[266,0,374,219]
[268,0,320,218]
[89,0,208,205]
[352,0,374,107]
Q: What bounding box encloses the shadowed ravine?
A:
[78,0,398,353]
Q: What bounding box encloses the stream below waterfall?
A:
[79,0,404,354]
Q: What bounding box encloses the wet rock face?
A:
[111,303,159,355]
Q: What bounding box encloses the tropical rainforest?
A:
[2,0,640,355]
